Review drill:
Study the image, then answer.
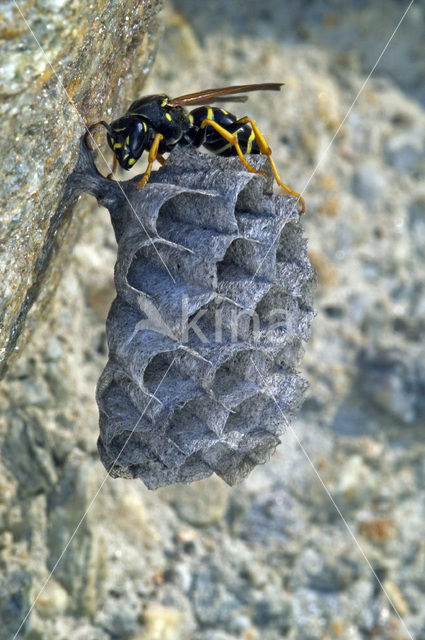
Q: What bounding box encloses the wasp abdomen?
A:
[188,106,259,157]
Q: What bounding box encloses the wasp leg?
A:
[136,133,164,188]
[236,117,305,215]
[106,155,118,180]
[156,154,166,165]
[199,118,265,177]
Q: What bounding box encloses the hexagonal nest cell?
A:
[69,140,316,488]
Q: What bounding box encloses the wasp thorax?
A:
[107,116,150,170]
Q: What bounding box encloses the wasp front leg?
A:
[136,133,164,188]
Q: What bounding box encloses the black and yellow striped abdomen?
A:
[188,106,259,157]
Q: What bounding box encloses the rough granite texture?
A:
[1,1,425,639]
[68,139,314,488]
[0,0,162,378]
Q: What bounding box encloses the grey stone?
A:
[357,347,425,425]
[2,414,58,496]
[408,197,425,238]
[384,131,424,171]
[46,460,108,616]
[252,589,293,631]
[33,579,68,618]
[192,633,237,640]
[0,570,32,640]
[191,569,243,626]
[0,0,162,379]
[159,476,231,526]
[295,545,361,592]
[352,165,386,206]
[2,2,425,638]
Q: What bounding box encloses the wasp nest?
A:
[69,139,315,489]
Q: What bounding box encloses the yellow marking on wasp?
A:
[125,136,130,145]
[123,153,129,160]
[113,127,126,132]
[188,114,194,124]
[214,142,232,154]
[246,129,255,154]
[165,112,172,121]
[220,109,228,115]
[215,126,243,154]
[128,158,136,166]
[142,121,147,131]
[161,98,168,107]
[206,107,214,121]
[113,142,122,149]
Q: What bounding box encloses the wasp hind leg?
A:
[199,118,265,177]
[236,116,305,214]
[136,133,164,188]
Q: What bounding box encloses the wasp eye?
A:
[128,121,147,159]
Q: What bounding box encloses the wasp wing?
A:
[200,96,249,104]
[169,83,283,107]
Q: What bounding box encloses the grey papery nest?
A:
[68,139,315,489]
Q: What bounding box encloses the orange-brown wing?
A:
[169,83,284,107]
[198,96,249,104]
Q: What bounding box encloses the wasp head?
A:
[106,116,150,170]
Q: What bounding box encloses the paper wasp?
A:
[86,83,305,214]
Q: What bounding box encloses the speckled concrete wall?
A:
[1,1,424,639]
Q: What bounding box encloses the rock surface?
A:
[0,0,162,377]
[1,1,425,639]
